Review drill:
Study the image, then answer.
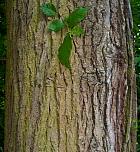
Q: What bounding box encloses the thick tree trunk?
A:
[5,0,136,151]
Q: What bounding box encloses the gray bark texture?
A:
[5,0,136,151]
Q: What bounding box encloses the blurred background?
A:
[0,0,6,151]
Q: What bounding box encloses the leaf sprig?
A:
[41,3,88,69]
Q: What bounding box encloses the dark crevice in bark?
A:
[54,73,60,151]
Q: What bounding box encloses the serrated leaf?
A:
[40,3,56,17]
[48,20,64,32]
[66,7,88,28]
[70,25,84,37]
[58,33,72,69]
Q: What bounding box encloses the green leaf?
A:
[66,7,88,28]
[70,25,84,37]
[40,3,56,17]
[48,19,65,32]
[58,33,72,69]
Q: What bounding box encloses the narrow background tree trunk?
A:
[5,0,136,151]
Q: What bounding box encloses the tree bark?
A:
[5,0,136,151]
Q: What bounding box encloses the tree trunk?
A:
[5,0,136,151]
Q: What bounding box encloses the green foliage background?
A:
[0,0,139,151]
[131,0,140,151]
[0,0,6,151]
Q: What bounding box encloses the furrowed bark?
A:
[5,0,136,151]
